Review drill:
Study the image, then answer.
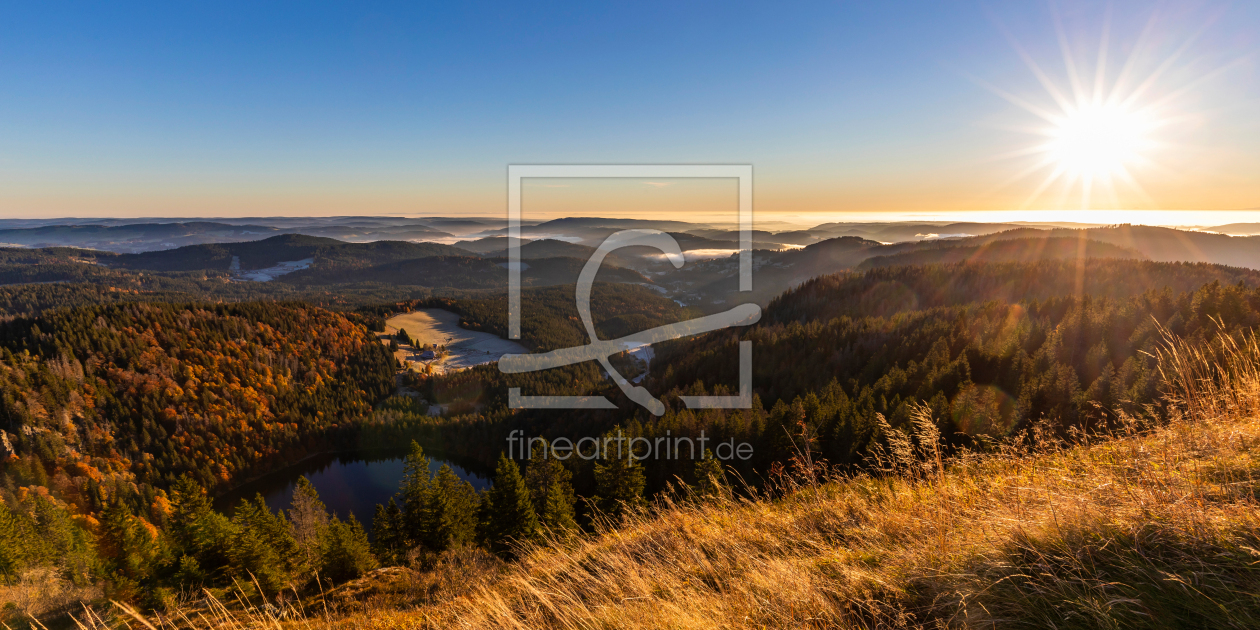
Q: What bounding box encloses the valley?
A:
[4,216,1260,627]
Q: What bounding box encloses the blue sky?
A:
[1,1,1257,222]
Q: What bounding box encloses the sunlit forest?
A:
[7,237,1260,626]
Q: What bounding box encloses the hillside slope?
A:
[0,301,395,496]
[110,234,469,272]
[856,236,1142,269]
[279,255,649,288]
[109,323,1260,629]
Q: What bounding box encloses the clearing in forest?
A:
[384,308,528,373]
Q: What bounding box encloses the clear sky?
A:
[1,1,1257,223]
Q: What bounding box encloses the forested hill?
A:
[0,301,394,506]
[109,234,469,272]
[855,236,1141,269]
[932,225,1260,269]
[646,259,1260,473]
[276,255,649,288]
[767,259,1260,323]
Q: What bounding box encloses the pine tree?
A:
[227,495,301,595]
[170,475,233,571]
[228,504,286,597]
[523,440,578,534]
[174,554,206,587]
[391,441,481,554]
[0,499,30,577]
[371,498,405,565]
[694,449,728,499]
[398,441,433,547]
[593,428,646,521]
[98,498,163,585]
[478,454,539,557]
[288,476,329,572]
[430,465,480,550]
[320,514,377,582]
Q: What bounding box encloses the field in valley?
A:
[385,308,529,373]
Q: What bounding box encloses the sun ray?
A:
[1112,165,1156,207]
[982,8,1217,211]
[1019,165,1067,210]
[983,155,1056,198]
[1050,2,1087,103]
[1108,11,1160,104]
[965,73,1064,124]
[1092,8,1112,106]
[989,13,1076,112]
[1119,15,1218,109]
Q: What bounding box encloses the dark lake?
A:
[214,451,490,536]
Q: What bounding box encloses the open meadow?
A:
[385,308,529,374]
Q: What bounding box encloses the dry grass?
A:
[0,568,103,625]
[70,326,1260,628]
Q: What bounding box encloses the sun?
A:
[1046,103,1154,180]
[978,13,1205,211]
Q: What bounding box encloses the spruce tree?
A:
[523,440,578,534]
[320,514,377,582]
[398,441,433,547]
[430,465,480,549]
[227,495,301,594]
[98,498,162,585]
[478,454,539,557]
[170,476,217,555]
[0,500,26,577]
[592,428,646,521]
[371,498,405,565]
[288,476,330,571]
[694,449,728,499]
[391,442,480,554]
[228,500,288,597]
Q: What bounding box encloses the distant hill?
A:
[1074,225,1260,268]
[806,221,1038,243]
[0,221,287,253]
[684,228,820,245]
[532,217,700,231]
[665,225,1260,310]
[0,220,454,252]
[667,236,885,308]
[278,255,649,288]
[110,234,470,272]
[767,258,1260,324]
[484,219,799,249]
[452,237,616,262]
[420,218,502,234]
[856,236,1143,269]
[0,246,117,265]
[973,225,1260,269]
[1207,223,1260,236]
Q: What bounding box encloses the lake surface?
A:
[215,452,490,536]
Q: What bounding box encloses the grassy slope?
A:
[346,330,1260,629]
[73,330,1260,629]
